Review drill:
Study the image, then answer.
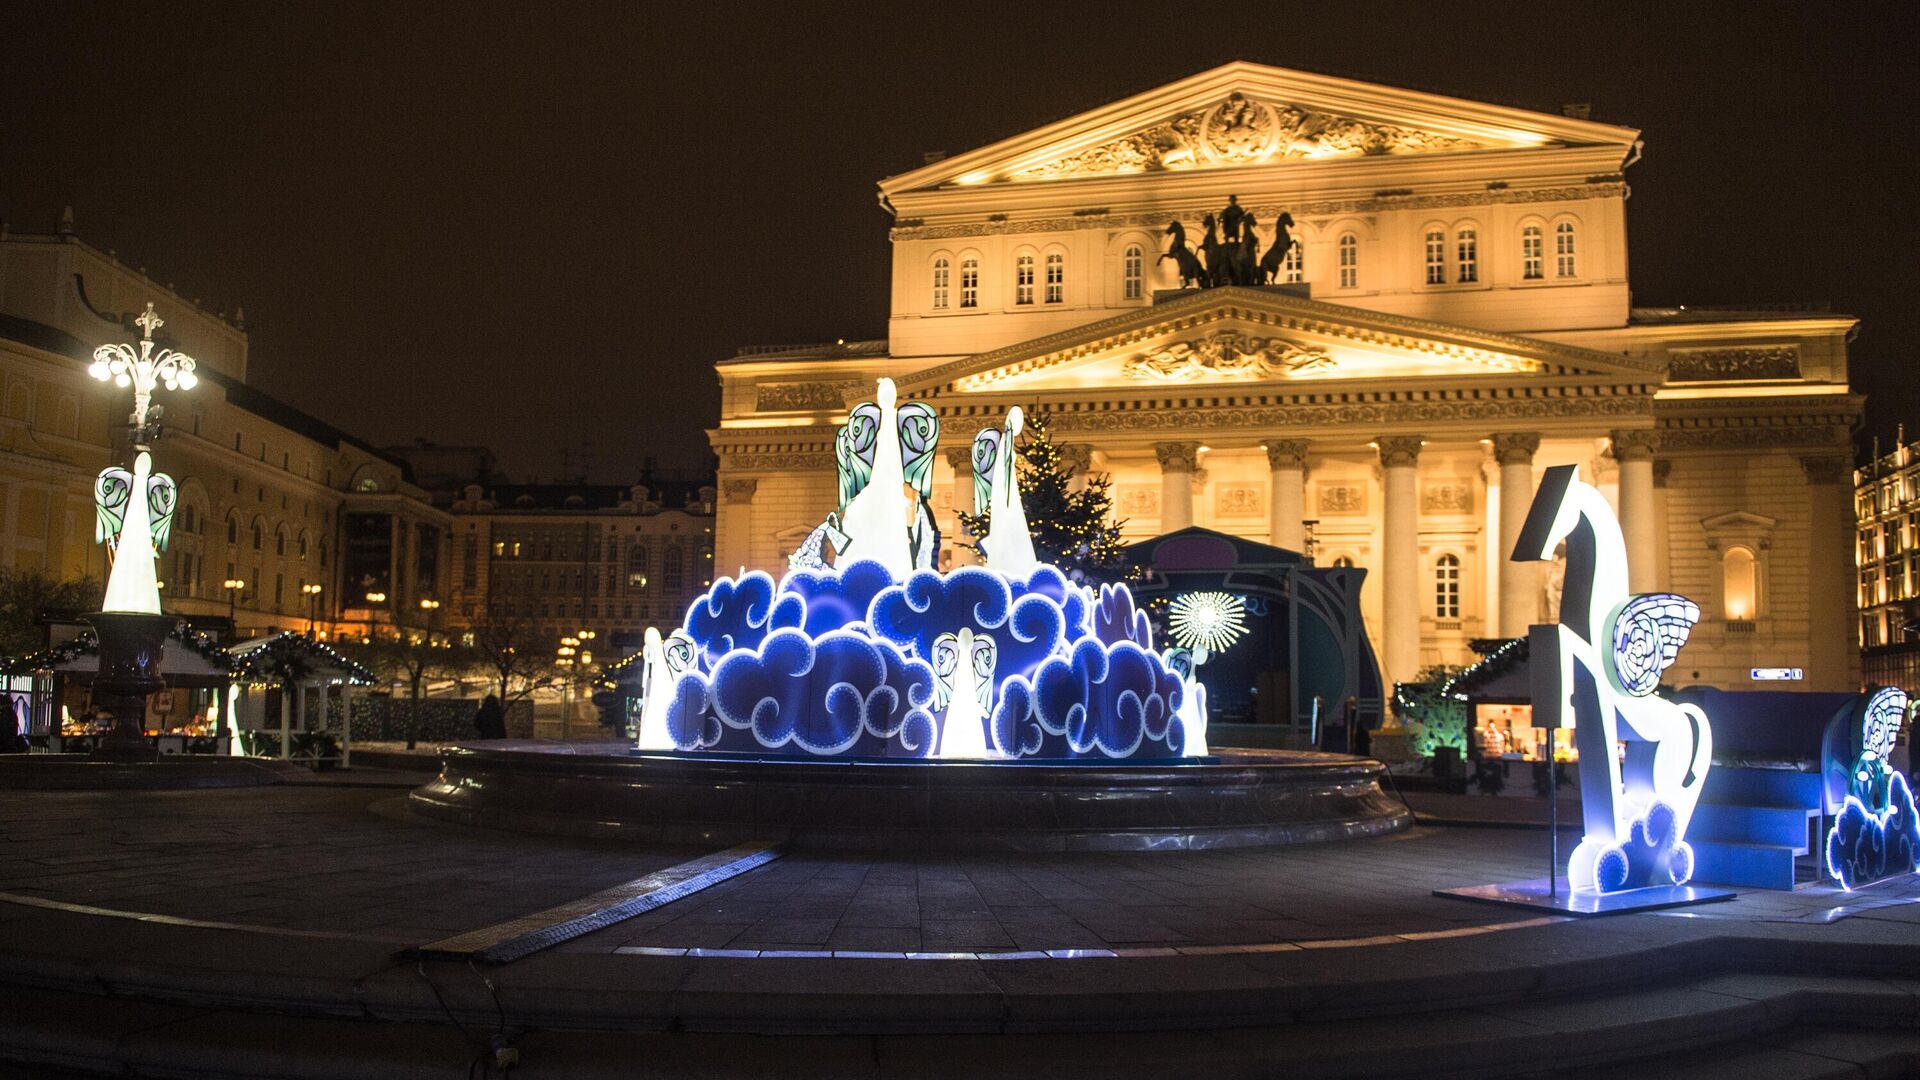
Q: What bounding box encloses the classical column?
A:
[1266,440,1309,552]
[1802,453,1856,692]
[720,477,758,572]
[1155,442,1200,532]
[1058,443,1094,493]
[1378,435,1423,688]
[1652,458,1674,592]
[1611,430,1657,593]
[1492,432,1541,638]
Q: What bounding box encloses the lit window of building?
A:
[931,257,949,309]
[1015,253,1035,305]
[1555,221,1577,277]
[1522,225,1544,279]
[1337,233,1357,288]
[1424,229,1445,285]
[1455,228,1477,283]
[1122,244,1143,300]
[1434,554,1460,618]
[1045,252,1064,304]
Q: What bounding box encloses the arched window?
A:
[1555,222,1577,277]
[227,514,239,545]
[1521,225,1544,280]
[179,504,197,535]
[1332,555,1355,569]
[1014,253,1035,305]
[1423,229,1445,285]
[1435,554,1461,618]
[1337,233,1358,288]
[298,532,309,560]
[931,257,950,310]
[627,544,649,590]
[960,256,979,308]
[1723,547,1758,620]
[274,527,286,557]
[662,546,684,592]
[1122,244,1143,300]
[251,522,263,550]
[1455,228,1478,283]
[1282,240,1304,283]
[1044,251,1064,304]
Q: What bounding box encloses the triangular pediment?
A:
[898,288,1664,398]
[882,62,1639,193]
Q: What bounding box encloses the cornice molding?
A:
[891,184,1626,242]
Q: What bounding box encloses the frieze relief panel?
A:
[1422,481,1474,514]
[755,380,864,411]
[1215,485,1263,516]
[1319,484,1367,515]
[1667,346,1801,382]
[1123,331,1336,383]
[1009,93,1482,182]
[1117,486,1161,518]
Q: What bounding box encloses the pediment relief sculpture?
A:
[1009,93,1482,182]
[1122,331,1336,383]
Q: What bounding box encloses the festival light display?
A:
[91,304,193,615]
[1825,686,1919,889]
[1168,591,1249,656]
[638,379,1196,761]
[1516,465,1714,893]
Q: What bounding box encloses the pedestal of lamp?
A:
[84,612,177,763]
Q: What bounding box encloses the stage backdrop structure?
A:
[637,378,1196,762]
[1441,464,1734,914]
[82,304,195,760]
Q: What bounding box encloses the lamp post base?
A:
[84,612,177,763]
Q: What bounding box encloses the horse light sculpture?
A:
[1826,686,1919,889]
[1516,465,1713,893]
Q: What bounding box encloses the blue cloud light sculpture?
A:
[634,379,1202,762]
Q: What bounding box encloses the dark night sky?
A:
[3,3,1913,479]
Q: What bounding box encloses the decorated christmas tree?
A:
[958,410,1127,583]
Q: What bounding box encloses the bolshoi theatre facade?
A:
[708,62,1861,694]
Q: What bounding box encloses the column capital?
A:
[1154,441,1201,473]
[944,446,973,473]
[722,477,759,503]
[1058,443,1094,476]
[1376,435,1423,468]
[1264,439,1310,471]
[1799,453,1851,485]
[1491,431,1541,466]
[1608,429,1658,462]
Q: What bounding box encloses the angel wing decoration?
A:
[1606,593,1701,698]
[663,629,698,676]
[971,427,1002,516]
[835,403,884,511]
[967,633,996,712]
[896,401,939,502]
[932,631,995,712]
[94,467,134,547]
[146,473,178,553]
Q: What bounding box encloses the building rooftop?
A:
[723,339,889,364]
[1628,303,1843,325]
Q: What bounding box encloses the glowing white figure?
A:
[974,406,1038,579]
[1164,646,1209,756]
[96,451,176,614]
[636,627,696,751]
[1517,465,1712,893]
[836,378,915,578]
[933,628,994,758]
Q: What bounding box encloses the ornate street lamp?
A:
[85,304,197,760]
[223,578,247,624]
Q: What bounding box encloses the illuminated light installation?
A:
[643,381,1197,762]
[91,304,194,615]
[1825,686,1919,889]
[1168,591,1249,656]
[1516,465,1714,893]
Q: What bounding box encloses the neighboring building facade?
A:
[0,217,451,641]
[709,62,1863,693]
[1858,437,1920,689]
[440,482,715,649]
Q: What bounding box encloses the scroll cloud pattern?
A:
[684,570,804,669]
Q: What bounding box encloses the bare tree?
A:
[463,609,556,711]
[342,636,462,750]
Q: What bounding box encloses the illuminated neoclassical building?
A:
[709,63,1861,693]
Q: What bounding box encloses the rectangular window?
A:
[1455,229,1477,283]
[1337,235,1358,289]
[1424,231,1445,285]
[1044,252,1064,304]
[960,259,978,308]
[932,259,949,309]
[1122,246,1143,300]
[1282,241,1303,283]
[1522,226,1544,280]
[1015,255,1034,305]
[1555,223,1577,277]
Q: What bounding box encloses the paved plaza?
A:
[0,779,1916,1078]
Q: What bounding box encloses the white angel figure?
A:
[972,405,1038,579]
[835,378,915,578]
[933,628,995,759]
[636,627,698,751]
[95,450,174,614]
